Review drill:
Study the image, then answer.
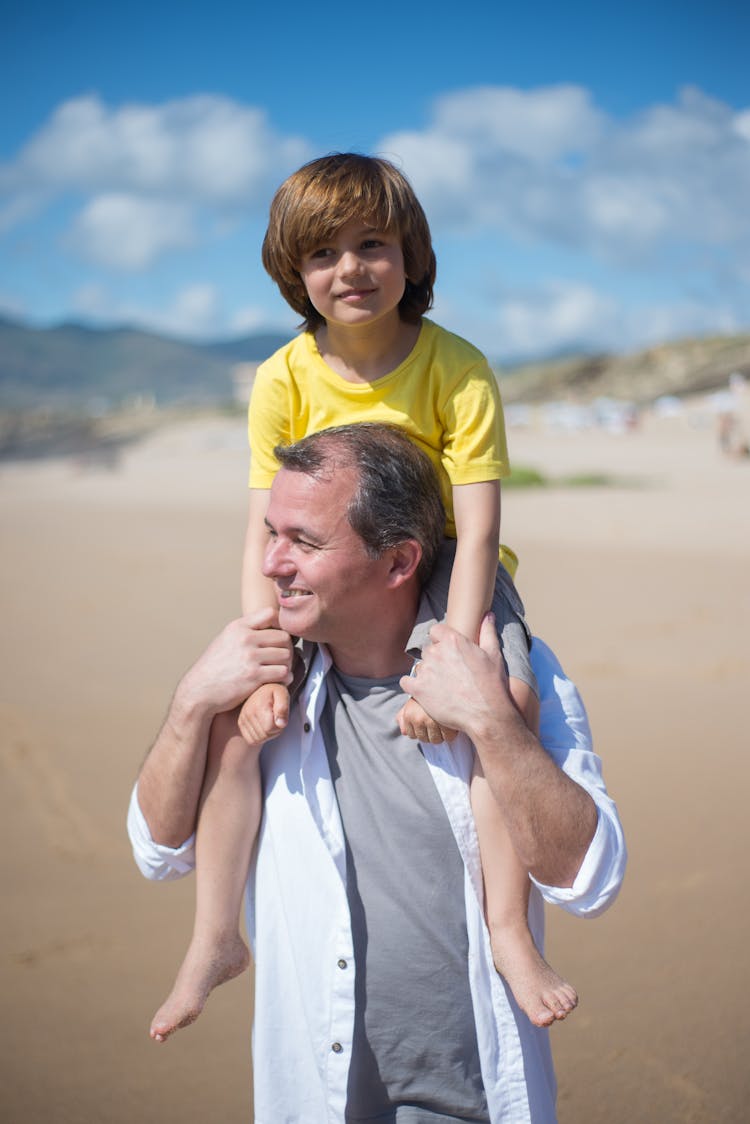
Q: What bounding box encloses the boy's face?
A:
[298,217,406,333]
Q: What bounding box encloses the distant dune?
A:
[499,332,750,404]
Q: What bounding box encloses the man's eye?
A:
[295,538,318,552]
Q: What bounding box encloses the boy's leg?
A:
[472,677,578,1028]
[150,707,261,1042]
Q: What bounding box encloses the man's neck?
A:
[328,644,414,680]
[325,597,417,679]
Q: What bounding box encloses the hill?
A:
[0,317,290,410]
[498,333,750,405]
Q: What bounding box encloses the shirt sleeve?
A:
[440,359,510,485]
[247,358,293,488]
[528,637,627,917]
[127,784,196,881]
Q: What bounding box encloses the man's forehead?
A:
[268,465,359,528]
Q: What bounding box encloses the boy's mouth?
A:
[338,288,375,300]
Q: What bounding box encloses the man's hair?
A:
[262,153,436,333]
[274,423,445,586]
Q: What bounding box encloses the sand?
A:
[1,403,748,1123]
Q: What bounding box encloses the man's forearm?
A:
[136,683,215,848]
[401,617,598,888]
[134,611,294,847]
[472,704,597,888]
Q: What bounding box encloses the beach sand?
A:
[1,405,748,1122]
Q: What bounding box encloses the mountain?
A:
[0,317,290,410]
[498,333,750,405]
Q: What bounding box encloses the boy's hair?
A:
[262,153,436,333]
[274,422,445,587]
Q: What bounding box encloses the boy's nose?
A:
[338,250,364,277]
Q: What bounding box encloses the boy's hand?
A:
[238,682,290,745]
[397,695,457,744]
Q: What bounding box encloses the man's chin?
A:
[278,602,318,639]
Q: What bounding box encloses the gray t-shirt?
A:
[322,667,490,1124]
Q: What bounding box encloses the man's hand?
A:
[176,608,294,721]
[137,609,293,848]
[399,614,512,743]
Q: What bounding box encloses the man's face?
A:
[262,466,392,661]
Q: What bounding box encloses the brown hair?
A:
[274,423,445,587]
[262,153,436,332]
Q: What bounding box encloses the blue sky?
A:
[1,0,749,360]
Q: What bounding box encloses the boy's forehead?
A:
[300,211,397,249]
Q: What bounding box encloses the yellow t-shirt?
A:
[248,319,510,542]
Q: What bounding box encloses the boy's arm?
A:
[241,488,276,615]
[447,480,501,641]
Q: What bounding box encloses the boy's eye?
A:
[308,247,333,260]
[361,239,383,250]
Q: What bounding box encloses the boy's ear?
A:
[385,540,422,588]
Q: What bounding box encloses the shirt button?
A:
[331,1042,343,1054]
[303,721,311,732]
[337,959,348,970]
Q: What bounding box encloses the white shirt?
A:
[128,638,626,1123]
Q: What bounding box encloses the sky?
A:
[1,0,749,361]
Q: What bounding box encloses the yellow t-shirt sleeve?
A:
[248,361,293,488]
[439,359,510,485]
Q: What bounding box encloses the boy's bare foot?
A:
[490,925,578,1028]
[149,932,250,1042]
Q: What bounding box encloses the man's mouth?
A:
[279,588,310,600]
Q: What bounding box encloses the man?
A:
[129,423,626,1123]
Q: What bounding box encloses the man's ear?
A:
[385,540,422,588]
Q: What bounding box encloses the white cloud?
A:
[0,93,312,271]
[0,291,26,319]
[430,85,604,162]
[68,194,196,269]
[165,284,222,334]
[490,280,618,356]
[71,281,225,337]
[2,93,310,204]
[230,304,273,334]
[381,85,750,261]
[476,279,743,360]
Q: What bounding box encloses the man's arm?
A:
[400,614,598,888]
[137,610,293,848]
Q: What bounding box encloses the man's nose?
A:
[262,536,292,577]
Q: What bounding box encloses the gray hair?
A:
[274,423,445,585]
